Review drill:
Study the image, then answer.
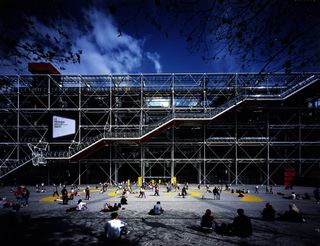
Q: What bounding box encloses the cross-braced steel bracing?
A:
[1,73,320,185]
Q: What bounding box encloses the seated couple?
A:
[101,203,120,212]
[201,208,252,238]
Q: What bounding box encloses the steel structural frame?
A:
[0,73,320,184]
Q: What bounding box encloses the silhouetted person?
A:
[262,202,276,221]
[61,186,68,205]
[232,208,252,237]
[181,186,187,198]
[53,184,59,197]
[278,204,304,222]
[120,196,127,205]
[201,209,214,229]
[85,186,90,200]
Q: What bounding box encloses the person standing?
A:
[61,185,68,205]
[139,186,146,198]
[85,186,90,200]
[182,186,187,198]
[154,185,160,196]
[255,185,259,193]
[53,184,59,197]
[21,186,30,207]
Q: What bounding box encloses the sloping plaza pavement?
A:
[0,184,319,246]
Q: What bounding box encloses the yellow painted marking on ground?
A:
[224,191,263,202]
[79,189,100,193]
[40,196,60,203]
[240,194,263,202]
[107,192,119,197]
[190,192,201,197]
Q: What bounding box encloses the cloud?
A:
[63,9,144,74]
[0,8,163,75]
[146,52,162,73]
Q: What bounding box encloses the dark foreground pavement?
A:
[0,185,319,246]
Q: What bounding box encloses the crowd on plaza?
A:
[0,182,319,241]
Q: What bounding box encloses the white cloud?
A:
[63,9,144,74]
[0,9,163,75]
[146,52,162,73]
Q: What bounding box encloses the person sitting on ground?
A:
[120,196,128,205]
[115,203,121,209]
[104,212,129,240]
[0,197,14,209]
[101,203,116,212]
[277,203,305,222]
[66,199,88,212]
[283,192,296,199]
[149,201,164,215]
[232,208,252,237]
[76,199,88,211]
[201,209,215,230]
[261,202,276,221]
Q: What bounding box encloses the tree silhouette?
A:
[0,0,83,72]
[1,0,320,73]
[116,0,320,73]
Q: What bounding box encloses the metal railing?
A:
[43,74,319,159]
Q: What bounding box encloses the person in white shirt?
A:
[76,199,88,211]
[104,212,129,240]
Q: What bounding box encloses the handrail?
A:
[13,75,320,162]
[1,74,319,179]
[43,74,319,160]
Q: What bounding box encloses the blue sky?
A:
[0,0,319,75]
[48,8,230,74]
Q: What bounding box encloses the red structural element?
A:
[284,168,297,186]
[70,120,200,160]
[71,140,110,161]
[138,120,179,144]
[28,63,60,75]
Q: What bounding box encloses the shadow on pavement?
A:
[0,212,138,246]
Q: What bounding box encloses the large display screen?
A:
[52,115,76,138]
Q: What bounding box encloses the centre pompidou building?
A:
[1,64,319,186]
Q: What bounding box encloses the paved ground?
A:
[0,184,319,246]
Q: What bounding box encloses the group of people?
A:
[262,202,305,222]
[104,201,164,240]
[199,202,306,238]
[200,208,252,237]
